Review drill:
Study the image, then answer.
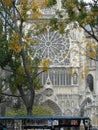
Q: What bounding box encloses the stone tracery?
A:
[34,26,70,66]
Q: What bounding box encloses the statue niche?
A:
[86,74,94,92]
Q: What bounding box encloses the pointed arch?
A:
[41,99,62,115]
[80,97,92,116]
[65,109,72,116]
[86,74,94,92]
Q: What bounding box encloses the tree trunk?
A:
[26,106,33,115]
[18,20,35,115]
[17,85,35,115]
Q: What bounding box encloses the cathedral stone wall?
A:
[34,1,98,127]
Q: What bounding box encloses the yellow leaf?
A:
[40,58,50,72]
[3,0,12,6]
[69,68,73,75]
[81,72,85,79]
[88,51,96,59]
[9,32,25,53]
[17,66,25,76]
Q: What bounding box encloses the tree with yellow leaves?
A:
[61,0,98,61]
[0,0,56,115]
[49,0,98,80]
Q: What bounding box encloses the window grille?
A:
[38,68,78,86]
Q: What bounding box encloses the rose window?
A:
[34,26,70,66]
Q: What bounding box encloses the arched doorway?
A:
[41,99,62,115]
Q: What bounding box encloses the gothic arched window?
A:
[86,74,94,92]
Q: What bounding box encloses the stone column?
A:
[96,46,98,94]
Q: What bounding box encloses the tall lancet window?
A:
[86,74,94,92]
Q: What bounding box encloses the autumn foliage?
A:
[0,0,55,115]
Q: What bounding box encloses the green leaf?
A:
[47,0,57,7]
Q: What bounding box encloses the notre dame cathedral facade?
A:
[0,0,98,128]
[33,0,98,127]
